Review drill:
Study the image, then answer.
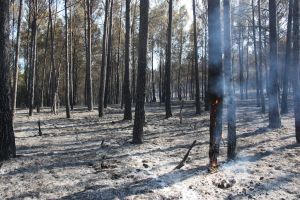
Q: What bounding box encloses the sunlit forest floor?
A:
[0,96,300,200]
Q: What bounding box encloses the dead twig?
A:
[174,140,197,170]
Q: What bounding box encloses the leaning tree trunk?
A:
[12,0,23,116]
[65,0,71,118]
[123,0,132,120]
[268,0,281,128]
[223,0,236,160]
[0,0,16,161]
[165,0,173,119]
[292,0,300,143]
[193,0,201,115]
[281,0,293,114]
[208,0,223,170]
[132,0,149,144]
[99,0,110,117]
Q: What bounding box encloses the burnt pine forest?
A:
[0,0,300,199]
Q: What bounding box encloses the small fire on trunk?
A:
[209,159,219,173]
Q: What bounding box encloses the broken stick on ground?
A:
[174,140,197,170]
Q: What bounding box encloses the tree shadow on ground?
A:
[59,165,208,200]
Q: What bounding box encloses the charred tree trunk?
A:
[104,0,114,108]
[208,0,223,170]
[165,0,173,119]
[123,0,132,120]
[86,0,93,111]
[99,0,110,117]
[252,0,261,107]
[223,0,236,160]
[258,0,266,113]
[132,0,149,144]
[292,0,300,143]
[151,40,156,102]
[281,0,293,114]
[268,0,281,128]
[0,0,16,161]
[65,0,71,119]
[69,5,74,110]
[28,0,37,117]
[238,26,244,100]
[193,0,201,115]
[12,0,23,116]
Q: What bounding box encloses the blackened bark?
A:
[208,0,223,169]
[12,0,23,116]
[104,0,114,108]
[165,0,173,118]
[223,0,236,160]
[238,26,244,100]
[86,0,93,111]
[193,0,201,115]
[252,0,261,107]
[281,0,293,114]
[292,0,300,142]
[65,0,71,119]
[151,40,156,102]
[0,0,16,161]
[132,0,149,144]
[28,0,37,117]
[124,0,132,120]
[99,0,110,117]
[268,0,281,128]
[258,0,266,113]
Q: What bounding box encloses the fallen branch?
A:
[174,140,197,170]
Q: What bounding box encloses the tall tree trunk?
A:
[252,0,261,107]
[12,0,23,116]
[292,0,300,143]
[123,0,132,120]
[208,0,223,170]
[86,0,93,111]
[193,0,201,115]
[0,0,16,161]
[165,0,173,119]
[99,0,110,117]
[65,0,71,118]
[132,0,149,144]
[69,4,74,110]
[104,0,114,108]
[258,0,266,113]
[281,0,293,114]
[49,0,57,114]
[223,0,236,160]
[116,2,122,104]
[238,25,244,100]
[159,47,162,104]
[151,40,156,102]
[131,2,137,104]
[246,26,250,99]
[268,0,281,128]
[28,0,37,117]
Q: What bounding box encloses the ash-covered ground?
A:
[0,98,299,200]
